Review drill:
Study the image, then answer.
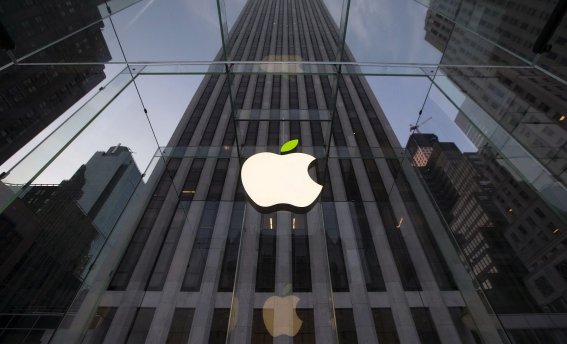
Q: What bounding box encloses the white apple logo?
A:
[241,139,322,208]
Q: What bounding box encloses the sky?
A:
[1,0,475,185]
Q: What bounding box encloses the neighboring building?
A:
[406,133,439,167]
[424,0,567,186]
[0,146,141,341]
[408,134,538,313]
[476,148,567,313]
[408,133,567,315]
[0,0,111,164]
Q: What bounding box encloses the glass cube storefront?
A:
[0,0,566,342]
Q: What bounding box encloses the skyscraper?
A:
[57,0,513,343]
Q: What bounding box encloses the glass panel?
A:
[410,308,441,344]
[166,308,195,344]
[109,0,223,63]
[17,18,125,65]
[0,67,136,201]
[344,0,449,65]
[452,0,562,69]
[209,308,230,344]
[335,309,358,344]
[372,308,400,344]
[0,0,141,66]
[135,74,207,148]
[84,307,117,344]
[126,308,155,343]
[0,63,125,174]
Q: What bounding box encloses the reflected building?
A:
[0,145,141,342]
[0,0,111,164]
[424,0,567,186]
[408,133,567,314]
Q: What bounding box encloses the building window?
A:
[256,213,277,292]
[166,308,195,344]
[372,308,400,344]
[322,203,349,292]
[87,307,117,344]
[251,309,272,343]
[292,214,312,292]
[335,309,358,344]
[108,159,181,290]
[126,308,155,343]
[209,309,230,344]
[146,203,186,291]
[218,203,246,292]
[294,309,315,344]
[410,308,441,344]
[182,202,220,291]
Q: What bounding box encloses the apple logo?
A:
[241,139,322,209]
[262,285,303,337]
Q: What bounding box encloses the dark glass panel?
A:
[410,308,441,344]
[86,307,117,344]
[321,203,349,292]
[209,309,230,344]
[292,214,311,292]
[126,308,155,344]
[256,213,277,292]
[361,159,421,291]
[348,200,386,291]
[182,202,220,291]
[146,204,187,291]
[371,308,400,344]
[335,309,358,344]
[268,121,280,148]
[166,308,195,344]
[218,203,246,292]
[109,159,180,290]
[293,309,315,344]
[251,309,272,344]
[200,80,231,146]
[178,76,220,146]
[336,161,385,291]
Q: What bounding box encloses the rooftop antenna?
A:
[111,143,122,154]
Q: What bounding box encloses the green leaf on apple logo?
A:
[280,139,299,153]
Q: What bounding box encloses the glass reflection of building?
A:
[408,133,567,314]
[424,0,567,186]
[0,146,142,341]
[0,0,110,164]
[418,2,567,340]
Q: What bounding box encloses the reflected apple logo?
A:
[262,285,303,337]
[241,139,322,209]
